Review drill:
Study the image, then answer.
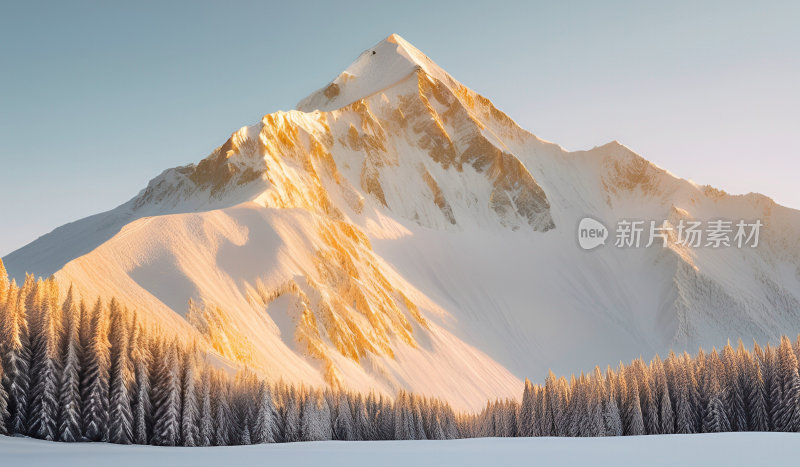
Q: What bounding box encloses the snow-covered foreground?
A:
[2,433,799,466]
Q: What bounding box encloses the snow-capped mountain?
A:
[5,34,800,411]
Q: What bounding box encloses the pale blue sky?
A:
[1,1,798,256]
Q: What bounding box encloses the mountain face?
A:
[6,34,800,410]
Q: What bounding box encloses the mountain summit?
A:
[298,34,458,112]
[5,35,800,410]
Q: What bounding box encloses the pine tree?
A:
[545,372,567,436]
[741,341,768,431]
[252,381,276,444]
[624,378,645,436]
[0,281,9,349]
[443,404,459,439]
[685,352,703,433]
[300,392,327,441]
[197,367,214,446]
[239,409,251,445]
[603,390,623,436]
[28,279,61,440]
[322,389,336,437]
[673,360,696,434]
[352,395,373,440]
[107,299,133,444]
[179,351,199,446]
[657,384,674,435]
[637,372,658,435]
[82,299,111,441]
[567,375,586,436]
[282,389,300,442]
[760,344,780,430]
[334,392,356,440]
[0,259,7,310]
[586,372,605,436]
[429,409,446,440]
[151,341,181,446]
[699,349,721,426]
[722,342,747,431]
[318,392,333,440]
[650,356,674,434]
[412,397,427,439]
[518,379,535,437]
[57,287,82,442]
[3,280,32,435]
[78,300,93,374]
[377,394,394,440]
[393,391,414,440]
[130,325,151,444]
[534,386,547,436]
[773,336,800,431]
[0,355,9,435]
[0,282,9,360]
[214,374,236,446]
[702,377,731,433]
[542,373,557,436]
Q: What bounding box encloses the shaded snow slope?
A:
[5,34,800,409]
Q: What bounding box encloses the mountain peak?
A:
[384,32,403,43]
[297,33,454,112]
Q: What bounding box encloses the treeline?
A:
[4,257,800,446]
[462,336,800,437]
[0,261,460,445]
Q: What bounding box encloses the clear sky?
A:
[1,0,798,256]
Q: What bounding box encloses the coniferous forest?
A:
[1,258,800,446]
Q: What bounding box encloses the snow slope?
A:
[3,433,800,467]
[5,34,800,410]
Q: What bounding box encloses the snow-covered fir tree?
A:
[300,390,329,441]
[28,279,62,441]
[702,376,731,433]
[57,286,82,442]
[251,381,277,444]
[282,389,301,443]
[179,350,199,446]
[518,379,535,436]
[82,299,111,442]
[151,341,181,446]
[773,336,800,431]
[0,346,9,435]
[130,321,151,444]
[108,299,133,444]
[1,276,32,435]
[334,392,356,440]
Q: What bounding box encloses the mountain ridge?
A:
[5,34,800,411]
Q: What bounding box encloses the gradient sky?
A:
[1,0,798,256]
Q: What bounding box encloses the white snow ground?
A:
[2,433,798,466]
